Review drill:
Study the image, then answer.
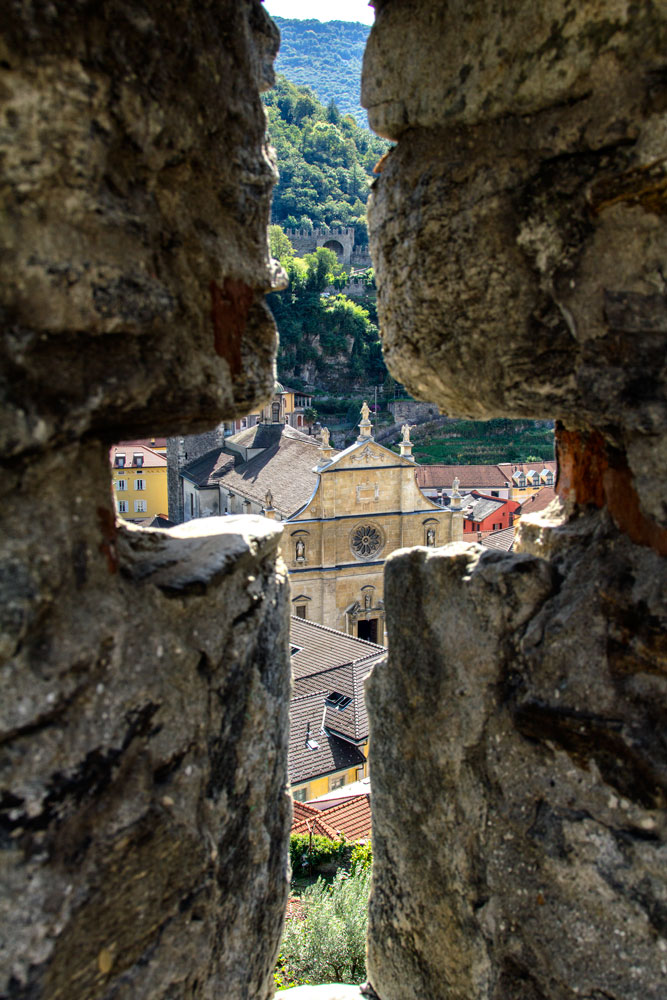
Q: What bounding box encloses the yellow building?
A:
[497,461,556,501]
[224,382,314,434]
[110,441,168,523]
[285,405,462,643]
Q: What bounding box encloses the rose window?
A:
[350,523,383,559]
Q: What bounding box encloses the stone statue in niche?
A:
[364,591,373,609]
[295,538,305,563]
[401,423,411,443]
[320,426,330,447]
[426,528,436,546]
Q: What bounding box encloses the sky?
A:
[263,0,375,25]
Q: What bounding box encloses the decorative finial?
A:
[265,489,273,508]
[320,427,330,448]
[401,423,411,444]
[361,401,370,421]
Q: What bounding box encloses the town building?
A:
[291,795,372,842]
[460,492,520,538]
[179,424,324,522]
[289,615,385,802]
[285,407,462,641]
[497,462,556,501]
[110,441,168,523]
[415,460,556,503]
[224,382,313,435]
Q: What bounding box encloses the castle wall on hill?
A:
[284,226,355,268]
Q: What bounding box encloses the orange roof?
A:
[109,442,167,468]
[291,800,341,839]
[519,486,557,515]
[319,795,372,842]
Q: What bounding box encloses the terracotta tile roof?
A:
[289,692,366,786]
[415,464,511,490]
[181,448,236,487]
[218,431,325,517]
[481,527,516,551]
[114,437,167,450]
[291,800,341,839]
[316,795,372,842]
[519,486,558,515]
[109,443,167,468]
[497,461,557,479]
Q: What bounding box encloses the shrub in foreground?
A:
[278,865,371,987]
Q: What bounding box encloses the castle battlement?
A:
[282,225,356,268]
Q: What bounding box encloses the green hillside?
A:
[263,75,387,233]
[273,17,370,127]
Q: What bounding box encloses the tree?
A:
[269,225,295,265]
[303,407,318,434]
[278,867,371,987]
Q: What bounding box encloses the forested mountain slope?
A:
[273,17,370,127]
[263,76,387,234]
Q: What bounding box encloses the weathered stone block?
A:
[364,0,667,529]
[1,3,291,997]
[0,488,291,999]
[367,537,666,1000]
[0,0,284,457]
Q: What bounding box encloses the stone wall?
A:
[387,400,439,425]
[3,1,667,998]
[363,2,667,998]
[167,427,227,525]
[0,3,291,998]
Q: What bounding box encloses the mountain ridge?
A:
[273,16,371,127]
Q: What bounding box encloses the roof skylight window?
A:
[325,692,352,711]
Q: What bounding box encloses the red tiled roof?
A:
[109,443,167,467]
[291,800,341,839]
[497,461,557,478]
[316,795,372,842]
[519,486,558,515]
[415,464,510,489]
[291,796,371,842]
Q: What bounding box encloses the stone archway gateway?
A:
[322,238,344,261]
[1,3,665,1000]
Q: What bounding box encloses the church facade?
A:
[285,405,463,644]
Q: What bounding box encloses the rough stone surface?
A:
[1,4,291,998]
[0,483,292,999]
[0,0,284,457]
[367,535,666,1000]
[364,0,667,530]
[363,3,667,999]
[275,987,367,999]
